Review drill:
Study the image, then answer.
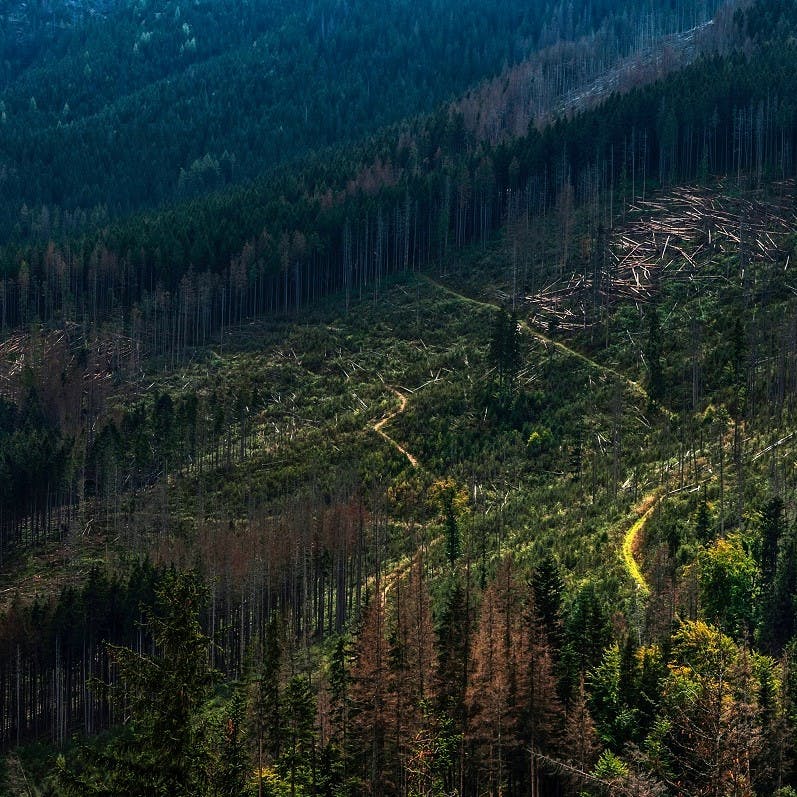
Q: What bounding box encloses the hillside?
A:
[2,0,797,795]
[3,172,797,793]
[0,0,723,239]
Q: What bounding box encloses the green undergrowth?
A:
[9,179,797,645]
[7,248,653,614]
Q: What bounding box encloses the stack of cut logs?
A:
[522,180,797,332]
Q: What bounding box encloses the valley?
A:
[2,0,797,794]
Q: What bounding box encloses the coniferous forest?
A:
[4,0,797,794]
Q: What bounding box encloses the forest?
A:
[0,0,722,238]
[2,0,797,794]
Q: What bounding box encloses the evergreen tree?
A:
[489,308,521,391]
[695,489,711,544]
[760,497,785,593]
[645,302,664,409]
[58,569,218,797]
[769,525,797,653]
[444,498,461,565]
[257,616,286,771]
[210,687,250,797]
[349,597,389,794]
[280,675,317,796]
[759,496,786,652]
[466,559,527,794]
[435,574,470,792]
[532,553,565,655]
[321,635,352,795]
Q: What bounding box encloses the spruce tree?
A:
[211,687,250,797]
[58,569,218,797]
[444,498,461,565]
[645,302,664,409]
[769,525,797,653]
[281,675,317,796]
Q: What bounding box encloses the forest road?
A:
[421,275,648,402]
[372,385,419,468]
[422,273,657,593]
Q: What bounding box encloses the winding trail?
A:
[372,386,419,468]
[421,276,647,401]
[422,274,656,591]
[621,493,659,596]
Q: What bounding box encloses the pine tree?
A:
[560,675,600,782]
[211,687,250,797]
[444,499,461,565]
[385,560,438,791]
[754,662,789,796]
[465,559,525,794]
[532,553,565,655]
[280,675,316,796]
[759,496,786,652]
[260,616,285,762]
[319,635,352,795]
[645,302,664,409]
[437,577,469,720]
[760,496,785,593]
[349,597,389,795]
[58,569,218,797]
[768,523,797,654]
[694,489,711,544]
[489,308,521,392]
[436,576,470,793]
[518,591,563,797]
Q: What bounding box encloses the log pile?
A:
[522,181,797,331]
[0,324,138,400]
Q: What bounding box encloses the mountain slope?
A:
[0,0,723,236]
[4,1,797,794]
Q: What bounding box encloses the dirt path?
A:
[422,275,661,592]
[621,493,659,596]
[372,386,419,468]
[622,477,707,596]
[422,276,648,401]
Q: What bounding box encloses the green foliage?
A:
[58,569,219,796]
[565,580,612,672]
[279,675,316,794]
[489,308,521,390]
[588,643,624,746]
[697,536,759,639]
[258,618,285,763]
[592,749,629,781]
[759,496,785,590]
[653,622,764,797]
[443,503,461,566]
[208,688,250,797]
[768,526,797,653]
[694,490,711,544]
[532,553,564,652]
